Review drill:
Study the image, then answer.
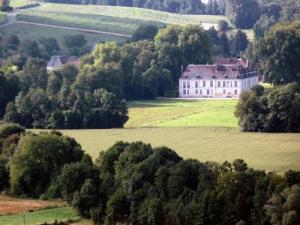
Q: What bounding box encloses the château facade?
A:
[179,58,259,98]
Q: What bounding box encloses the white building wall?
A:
[179,76,259,98]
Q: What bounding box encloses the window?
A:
[195,89,198,95]
[183,81,186,88]
[187,89,189,95]
[234,81,238,87]
[235,90,238,95]
[200,89,202,95]
[183,90,186,95]
[223,81,226,87]
[203,81,206,87]
[207,89,210,95]
[218,81,221,87]
[195,81,198,88]
[223,89,226,94]
[187,81,190,88]
[210,81,213,87]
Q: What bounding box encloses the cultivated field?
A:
[126,99,238,128]
[0,196,63,216]
[0,23,127,52]
[17,3,229,35]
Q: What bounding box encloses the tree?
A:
[131,24,159,42]
[39,37,60,56]
[63,34,87,55]
[231,30,249,56]
[2,34,20,50]
[20,39,40,58]
[257,20,300,85]
[10,132,84,197]
[0,72,20,117]
[265,185,300,225]
[235,83,300,132]
[253,15,277,39]
[225,0,260,29]
[218,20,229,32]
[18,58,48,90]
[155,25,211,84]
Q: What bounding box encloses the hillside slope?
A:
[17,3,229,35]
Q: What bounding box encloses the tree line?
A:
[0,123,300,225]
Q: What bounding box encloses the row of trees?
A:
[1,123,300,225]
[2,61,128,128]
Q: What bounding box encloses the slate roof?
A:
[181,58,257,80]
[47,55,80,69]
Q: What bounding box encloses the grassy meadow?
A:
[0,23,127,51]
[126,99,238,128]
[30,99,300,173]
[0,207,79,225]
[10,0,36,8]
[59,127,300,173]
[17,3,229,35]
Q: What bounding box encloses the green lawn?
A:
[17,3,230,35]
[0,23,127,52]
[125,99,238,128]
[0,207,79,225]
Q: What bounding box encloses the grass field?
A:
[0,23,127,52]
[17,3,230,35]
[0,207,79,225]
[57,127,300,173]
[29,99,300,173]
[125,99,238,128]
[10,0,36,8]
